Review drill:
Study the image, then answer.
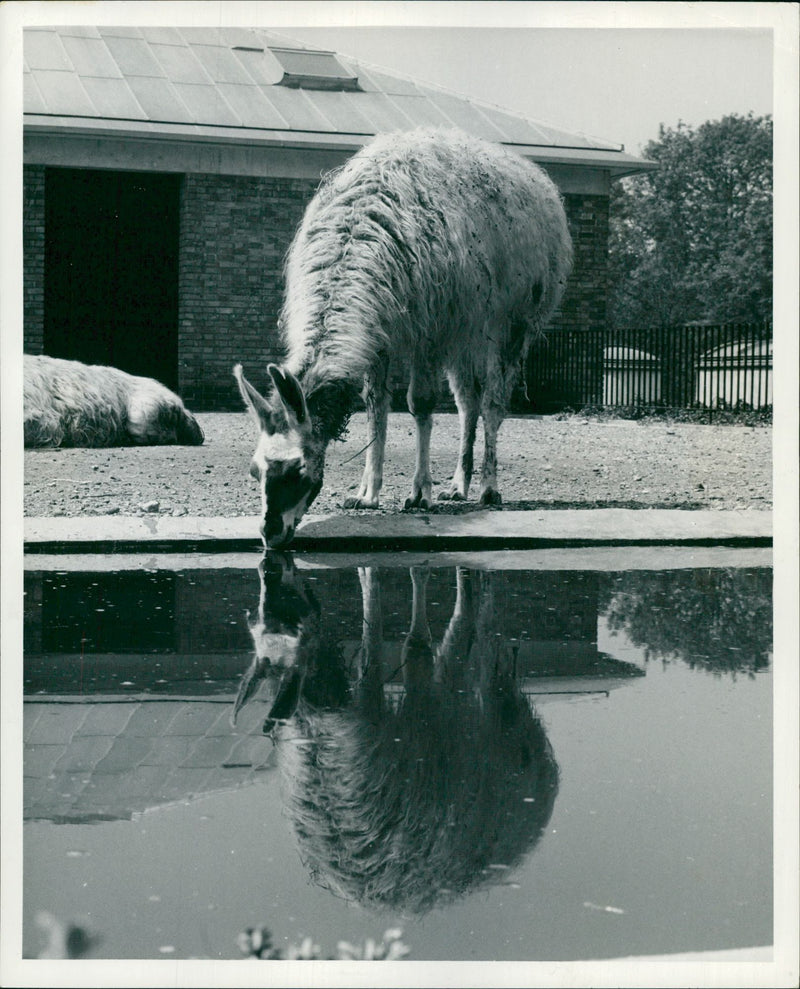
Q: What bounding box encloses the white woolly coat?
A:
[279,127,573,396]
[24,355,204,448]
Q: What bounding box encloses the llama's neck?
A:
[303,376,361,443]
[281,283,383,405]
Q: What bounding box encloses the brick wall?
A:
[24,168,610,411]
[178,173,317,410]
[554,193,610,333]
[176,179,610,411]
[23,164,46,354]
[512,193,609,411]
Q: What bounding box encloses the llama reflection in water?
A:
[233,556,559,915]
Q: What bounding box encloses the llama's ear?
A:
[230,653,270,727]
[234,364,273,433]
[268,364,309,425]
[264,668,304,726]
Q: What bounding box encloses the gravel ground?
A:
[23,412,772,519]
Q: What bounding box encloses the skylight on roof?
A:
[269,46,360,91]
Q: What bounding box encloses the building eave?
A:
[24,114,657,179]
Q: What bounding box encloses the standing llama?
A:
[24,355,204,448]
[235,127,572,547]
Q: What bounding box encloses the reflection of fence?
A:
[522,321,773,413]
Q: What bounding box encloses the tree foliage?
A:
[599,568,772,676]
[608,113,772,329]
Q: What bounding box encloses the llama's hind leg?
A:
[479,364,517,506]
[439,372,480,502]
[343,365,390,509]
[479,402,504,506]
[404,364,438,510]
[435,567,478,682]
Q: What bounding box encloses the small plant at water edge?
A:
[237,925,410,960]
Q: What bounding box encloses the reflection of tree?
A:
[600,568,772,675]
[235,560,559,916]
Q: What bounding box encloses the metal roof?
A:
[24,26,653,176]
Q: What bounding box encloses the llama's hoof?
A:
[343,496,379,509]
[438,488,465,502]
[479,488,503,506]
[403,494,432,511]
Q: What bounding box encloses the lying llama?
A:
[235,127,572,547]
[232,558,559,915]
[24,354,204,448]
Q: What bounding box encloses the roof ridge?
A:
[247,26,624,152]
[315,41,623,152]
[249,26,336,53]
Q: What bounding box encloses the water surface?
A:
[22,554,773,961]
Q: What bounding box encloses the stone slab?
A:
[23,508,772,554]
[23,546,773,574]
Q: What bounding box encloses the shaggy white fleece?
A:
[280,126,573,394]
[237,127,574,538]
[244,564,559,915]
[24,354,204,448]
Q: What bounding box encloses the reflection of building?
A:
[24,569,280,824]
[359,569,644,705]
[23,26,652,408]
[23,697,275,825]
[23,566,643,823]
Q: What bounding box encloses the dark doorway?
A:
[44,168,180,390]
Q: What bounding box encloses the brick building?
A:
[23,26,653,410]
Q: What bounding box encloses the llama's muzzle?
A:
[262,515,294,549]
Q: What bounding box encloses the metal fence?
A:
[522,321,773,414]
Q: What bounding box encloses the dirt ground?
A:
[23,412,772,519]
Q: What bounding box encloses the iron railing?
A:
[521,321,773,414]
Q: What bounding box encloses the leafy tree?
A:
[608,113,772,329]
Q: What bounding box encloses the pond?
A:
[22,550,773,962]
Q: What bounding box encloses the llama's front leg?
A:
[405,415,434,509]
[479,401,505,506]
[439,374,480,501]
[401,566,434,684]
[343,369,390,509]
[404,367,437,510]
[354,566,384,710]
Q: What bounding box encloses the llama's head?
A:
[127,381,205,446]
[234,364,325,548]
[231,553,345,733]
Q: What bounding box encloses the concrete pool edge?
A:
[23,507,772,554]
